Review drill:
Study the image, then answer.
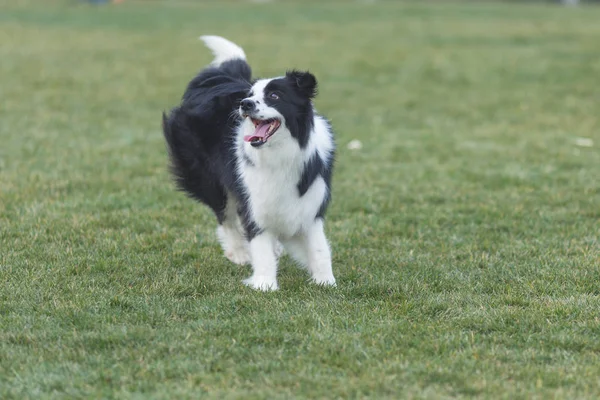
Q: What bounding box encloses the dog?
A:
[162,36,336,291]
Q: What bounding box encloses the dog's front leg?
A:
[243,231,279,291]
[305,219,336,286]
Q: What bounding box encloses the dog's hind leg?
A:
[283,219,335,286]
[281,237,309,269]
[217,196,250,265]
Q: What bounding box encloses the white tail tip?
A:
[199,35,247,67]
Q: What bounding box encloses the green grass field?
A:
[1,0,599,398]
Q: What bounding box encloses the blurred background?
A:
[1,0,599,397]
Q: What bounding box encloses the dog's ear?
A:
[286,70,317,99]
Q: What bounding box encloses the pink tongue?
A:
[244,121,271,142]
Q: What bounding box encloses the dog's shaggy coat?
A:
[162,36,336,290]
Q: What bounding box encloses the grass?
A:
[1,0,600,398]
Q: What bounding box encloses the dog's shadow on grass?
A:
[165,244,403,303]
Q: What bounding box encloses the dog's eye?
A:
[268,92,279,100]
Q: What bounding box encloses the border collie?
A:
[162,36,336,291]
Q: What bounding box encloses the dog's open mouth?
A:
[243,118,281,147]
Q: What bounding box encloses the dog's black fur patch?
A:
[162,60,251,223]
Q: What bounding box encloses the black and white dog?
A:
[162,36,336,291]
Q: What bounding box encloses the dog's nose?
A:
[240,99,255,112]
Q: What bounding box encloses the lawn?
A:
[1,0,599,398]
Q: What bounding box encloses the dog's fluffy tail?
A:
[200,35,246,67]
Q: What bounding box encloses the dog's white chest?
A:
[241,162,326,238]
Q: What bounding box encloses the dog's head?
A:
[239,70,317,149]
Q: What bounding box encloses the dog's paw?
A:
[224,247,250,266]
[311,274,336,287]
[243,276,279,291]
